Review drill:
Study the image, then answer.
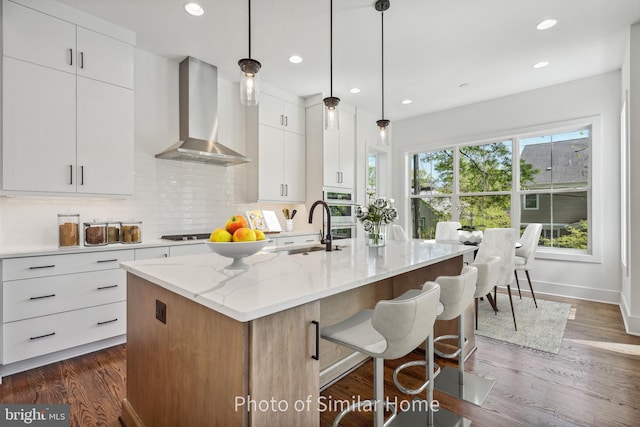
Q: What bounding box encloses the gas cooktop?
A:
[161,233,211,241]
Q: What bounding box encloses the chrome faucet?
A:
[308,200,333,251]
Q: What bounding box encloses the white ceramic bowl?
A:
[206,240,267,269]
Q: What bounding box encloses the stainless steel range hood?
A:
[156,57,250,166]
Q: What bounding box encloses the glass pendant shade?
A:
[323,96,340,131]
[377,119,390,145]
[239,58,261,106]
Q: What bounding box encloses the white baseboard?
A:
[320,352,369,390]
[619,293,640,336]
[515,278,620,305]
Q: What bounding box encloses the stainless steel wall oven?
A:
[324,189,356,240]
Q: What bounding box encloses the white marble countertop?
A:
[120,238,475,322]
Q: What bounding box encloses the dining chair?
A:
[390,224,409,241]
[514,223,543,308]
[435,221,461,242]
[471,256,501,329]
[475,228,518,330]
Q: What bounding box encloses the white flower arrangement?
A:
[355,188,398,245]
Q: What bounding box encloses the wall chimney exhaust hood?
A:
[156,57,250,166]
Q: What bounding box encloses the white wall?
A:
[621,23,640,334]
[392,71,622,305]
[0,49,310,249]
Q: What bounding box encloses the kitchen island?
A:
[119,238,475,427]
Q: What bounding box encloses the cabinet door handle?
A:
[311,320,320,360]
[69,165,73,185]
[97,284,118,290]
[30,332,55,341]
[97,318,118,326]
[280,115,284,126]
[285,116,288,127]
[68,48,73,66]
[96,259,118,263]
[30,294,55,300]
[80,166,84,185]
[285,184,288,197]
[29,264,55,270]
[80,51,84,69]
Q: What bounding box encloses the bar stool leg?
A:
[458,311,465,385]
[427,333,434,427]
[374,358,384,427]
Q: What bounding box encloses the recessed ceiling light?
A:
[184,3,204,16]
[349,88,361,94]
[533,61,549,69]
[401,99,412,105]
[536,19,557,30]
[289,55,303,64]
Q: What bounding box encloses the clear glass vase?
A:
[366,223,387,247]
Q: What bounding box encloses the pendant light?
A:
[323,0,340,131]
[375,0,390,145]
[238,0,261,106]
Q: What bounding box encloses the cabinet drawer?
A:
[277,235,320,246]
[3,301,126,364]
[2,250,134,281]
[135,247,170,260]
[3,269,126,323]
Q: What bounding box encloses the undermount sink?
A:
[269,244,345,256]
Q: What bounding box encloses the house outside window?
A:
[409,126,591,253]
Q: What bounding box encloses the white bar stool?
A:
[434,263,497,408]
[392,266,476,426]
[321,282,441,427]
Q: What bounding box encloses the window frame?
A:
[405,116,601,263]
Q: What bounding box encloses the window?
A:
[409,125,592,253]
[519,129,590,249]
[368,153,378,189]
[523,194,539,210]
[409,150,453,238]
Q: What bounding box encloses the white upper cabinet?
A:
[2,57,77,193]
[323,108,355,189]
[2,0,135,195]
[259,93,305,135]
[2,0,76,73]
[3,1,133,89]
[246,91,306,203]
[76,27,134,89]
[76,77,134,194]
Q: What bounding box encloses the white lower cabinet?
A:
[276,234,320,246]
[1,249,132,373]
[135,246,170,260]
[3,301,126,365]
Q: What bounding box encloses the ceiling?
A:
[55,0,640,122]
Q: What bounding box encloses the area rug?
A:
[475,293,572,354]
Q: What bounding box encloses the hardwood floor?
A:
[1,294,639,426]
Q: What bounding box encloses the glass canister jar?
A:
[58,214,80,247]
[84,221,108,246]
[107,222,121,244]
[121,220,142,243]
